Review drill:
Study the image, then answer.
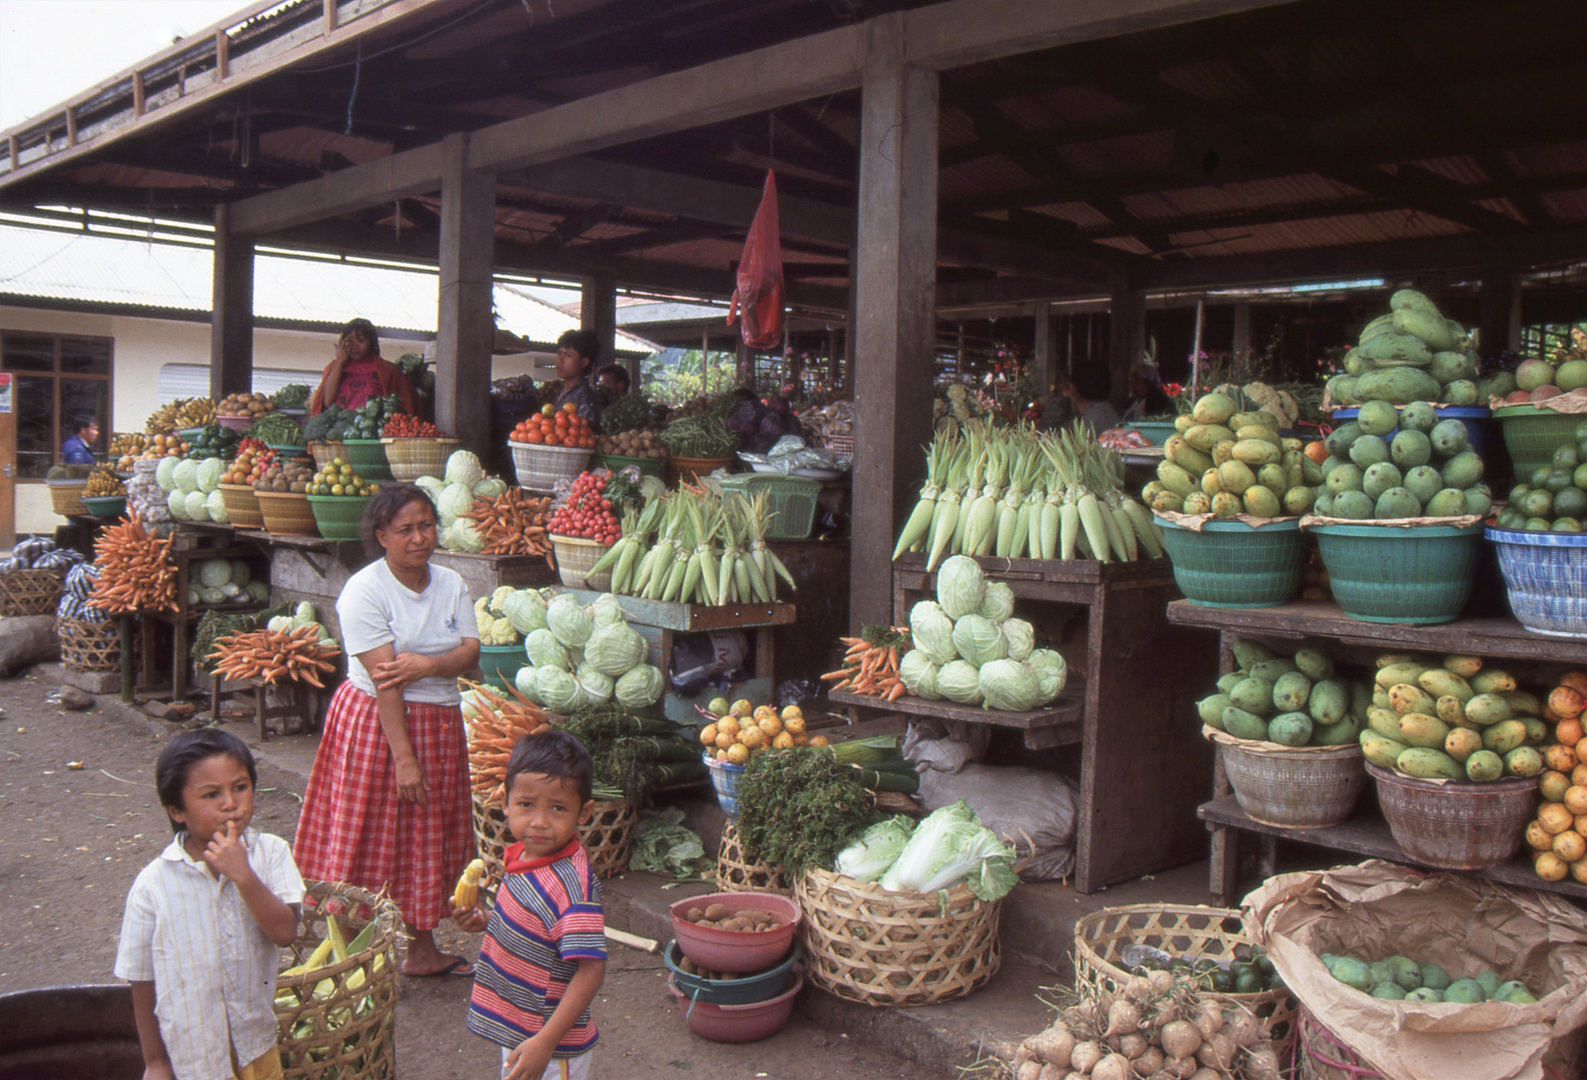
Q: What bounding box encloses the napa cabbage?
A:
[951,613,1007,666]
[935,555,985,619]
[936,659,982,705]
[978,658,1041,713]
[909,600,956,666]
[545,593,594,648]
[584,622,647,677]
[614,664,664,708]
[876,799,1018,901]
[898,650,942,701]
[835,815,916,883]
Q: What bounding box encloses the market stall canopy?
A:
[5,0,1587,311]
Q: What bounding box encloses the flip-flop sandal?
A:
[404,957,474,978]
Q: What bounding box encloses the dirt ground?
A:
[0,664,930,1080]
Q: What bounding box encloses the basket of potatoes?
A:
[215,391,276,432]
[594,429,668,478]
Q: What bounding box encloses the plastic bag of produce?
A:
[909,600,956,666]
[1245,862,1587,1080]
[935,555,985,619]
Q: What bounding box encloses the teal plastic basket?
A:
[1125,420,1179,446]
[1493,405,1580,479]
[478,643,526,692]
[1155,516,1305,608]
[718,474,820,539]
[1308,522,1483,624]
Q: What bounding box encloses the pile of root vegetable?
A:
[462,488,554,559]
[1012,971,1281,1080]
[89,518,178,613]
[206,626,341,688]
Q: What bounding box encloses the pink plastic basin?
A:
[668,891,800,974]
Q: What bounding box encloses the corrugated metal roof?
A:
[1122,174,1364,224]
[0,223,656,353]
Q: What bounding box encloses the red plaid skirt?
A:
[293,681,474,929]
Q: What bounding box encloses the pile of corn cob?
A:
[891,422,1164,569]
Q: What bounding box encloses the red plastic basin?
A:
[667,970,803,1043]
[668,891,800,974]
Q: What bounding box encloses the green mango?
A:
[1389,683,1438,717]
[1405,987,1445,1003]
[1376,487,1424,520]
[1267,712,1314,747]
[1230,639,1275,671]
[1494,980,1537,1004]
[1231,677,1277,717]
[1309,679,1349,725]
[1483,719,1529,754]
[1370,982,1408,1000]
[1217,671,1245,694]
[1157,460,1198,496]
[1314,717,1359,746]
[1429,419,1469,457]
[1222,706,1269,742]
[1326,373,1359,407]
[1465,749,1503,782]
[1419,669,1474,703]
[1443,379,1479,406]
[1218,460,1257,496]
[1325,422,1364,458]
[1445,727,1483,763]
[1441,451,1484,491]
[1464,484,1492,518]
[1391,429,1433,470]
[1377,662,1431,689]
[1350,681,1373,719]
[1364,331,1434,366]
[1198,694,1235,729]
[1357,400,1400,437]
[1419,962,1451,991]
[1523,717,1549,744]
[1251,658,1299,683]
[1166,436,1215,475]
[1185,423,1237,452]
[1404,465,1444,506]
[1444,978,1486,1004]
[1330,956,1372,991]
[1361,731,1411,769]
[1344,348,1379,376]
[1465,693,1512,726]
[1193,392,1239,425]
[1399,402,1438,433]
[1350,434,1392,469]
[1424,488,1468,518]
[1471,669,1516,694]
[1396,747,1464,781]
[1386,956,1423,991]
[1243,485,1282,519]
[1398,713,1452,750]
[1392,307,1456,351]
[1499,689,1542,715]
[1476,971,1501,999]
[1356,367,1442,404]
[1291,649,1333,683]
[1272,671,1313,713]
[1368,706,1405,741]
[1427,350,1477,385]
[1390,288,1442,316]
[1504,745,1543,778]
[1359,314,1397,344]
[1436,695,1469,726]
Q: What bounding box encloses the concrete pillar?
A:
[849,11,939,629]
[1033,302,1054,396]
[1479,268,1522,363]
[1107,272,1144,411]
[435,133,496,451]
[581,270,617,369]
[211,202,254,399]
[1231,301,1251,380]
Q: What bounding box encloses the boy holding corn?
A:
[454,730,606,1080]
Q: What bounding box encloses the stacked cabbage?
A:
[506,590,664,711]
[185,557,270,608]
[156,455,229,523]
[902,555,1066,712]
[410,450,511,552]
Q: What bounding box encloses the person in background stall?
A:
[60,413,99,465]
[455,730,605,1080]
[293,483,480,979]
[309,318,420,417]
[116,729,304,1080]
[595,364,629,400]
[1054,368,1121,436]
[1121,361,1175,422]
[551,330,603,432]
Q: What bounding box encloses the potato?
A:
[685,907,704,922]
[704,903,729,921]
[679,957,697,974]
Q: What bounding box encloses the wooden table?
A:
[890,552,1213,894]
[828,689,1084,750]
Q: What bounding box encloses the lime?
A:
[1496,507,1527,530]
[1508,483,1532,505]
[1545,469,1575,494]
[1554,487,1587,520]
[1554,445,1580,471]
[1525,517,1552,531]
[1532,467,1554,489]
[1553,517,1582,532]
[1575,462,1587,491]
[1521,488,1554,518]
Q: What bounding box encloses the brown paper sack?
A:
[1242,860,1587,1080]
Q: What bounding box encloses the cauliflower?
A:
[488,585,515,616]
[473,608,519,645]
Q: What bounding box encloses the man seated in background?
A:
[60,414,98,466]
[596,364,630,399]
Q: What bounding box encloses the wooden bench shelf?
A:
[828,689,1084,750]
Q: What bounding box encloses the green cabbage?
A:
[436,482,474,527]
[937,659,982,705]
[472,476,507,500]
[167,489,189,519]
[229,560,250,587]
[583,622,647,676]
[614,664,664,708]
[183,490,208,520]
[898,650,941,700]
[197,558,232,588]
[978,581,1015,622]
[198,585,226,605]
[952,613,1007,666]
[445,518,485,553]
[514,665,540,703]
[835,815,916,883]
[909,600,956,666]
[1002,618,1034,662]
[587,593,627,628]
[936,555,985,619]
[244,580,269,602]
[1025,648,1068,705]
[445,450,484,487]
[877,799,1018,901]
[978,658,1041,712]
[414,475,446,495]
[535,666,583,712]
[205,490,228,523]
[173,459,200,494]
[502,589,549,635]
[155,457,179,492]
[525,627,570,670]
[546,594,594,648]
[575,663,614,705]
[196,457,223,493]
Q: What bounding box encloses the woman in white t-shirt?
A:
[294,483,482,977]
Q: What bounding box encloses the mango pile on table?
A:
[1199,638,1368,746]
[1145,391,1319,517]
[1327,289,1504,407]
[1315,402,1491,520]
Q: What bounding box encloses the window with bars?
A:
[0,332,113,479]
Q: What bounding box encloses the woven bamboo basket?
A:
[1075,904,1297,1059]
[47,479,89,516]
[381,437,460,482]
[0,567,66,616]
[58,617,120,672]
[472,793,636,881]
[716,820,792,896]
[308,440,348,470]
[274,881,402,1080]
[219,483,265,529]
[1297,1004,1582,1080]
[796,866,1001,1007]
[255,491,319,537]
[550,534,612,591]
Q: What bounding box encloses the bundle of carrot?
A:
[821,625,911,701]
[463,489,555,561]
[207,625,341,686]
[461,678,551,804]
[89,518,178,613]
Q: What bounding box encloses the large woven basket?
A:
[1209,730,1365,828]
[1297,1003,1583,1080]
[472,793,636,881]
[275,881,401,1080]
[796,866,1001,1007]
[255,491,319,537]
[550,534,612,590]
[59,617,120,672]
[47,479,89,516]
[508,441,592,492]
[381,437,460,482]
[308,440,348,470]
[219,483,265,529]
[716,820,793,896]
[0,567,66,616]
[1075,904,1297,1059]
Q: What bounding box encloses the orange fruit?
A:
[1541,770,1572,803]
[1558,719,1584,747]
[1573,858,1587,885]
[1578,813,1587,836]
[772,731,795,749]
[1526,820,1556,851]
[1554,829,1587,863]
[758,716,782,737]
[714,730,735,750]
[1565,785,1587,816]
[1575,763,1587,787]
[1538,802,1575,835]
[1549,686,1585,720]
[1536,852,1569,882]
[1545,744,1580,775]
[1560,671,1587,695]
[699,723,718,747]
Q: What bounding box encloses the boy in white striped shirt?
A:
[115,729,305,1080]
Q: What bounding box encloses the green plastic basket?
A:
[478,643,526,692]
[1493,405,1581,480]
[1124,420,1180,446]
[341,438,393,482]
[305,494,372,541]
[718,473,820,540]
[593,452,665,479]
[1307,522,1483,624]
[1154,516,1305,608]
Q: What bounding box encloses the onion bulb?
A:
[1158,1020,1203,1061]
[1070,1040,1104,1075]
[1105,999,1142,1038]
[1090,1053,1131,1080]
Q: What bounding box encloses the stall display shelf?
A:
[890,552,1212,895]
[1199,796,1587,904]
[131,536,269,702]
[1165,598,1586,906]
[828,689,1084,750]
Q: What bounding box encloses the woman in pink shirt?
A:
[309,318,420,417]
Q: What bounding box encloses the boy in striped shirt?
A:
[456,730,606,1080]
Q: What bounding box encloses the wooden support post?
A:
[211,202,255,399]
[1033,302,1054,397]
[65,108,77,147]
[132,72,145,118]
[1479,267,1521,364]
[323,0,337,35]
[849,12,938,630]
[842,258,858,398]
[1231,301,1251,371]
[435,133,496,456]
[581,271,617,366]
[1107,271,1144,412]
[216,30,229,79]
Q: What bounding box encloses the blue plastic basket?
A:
[706,753,746,817]
[1308,522,1483,624]
[1331,406,1492,461]
[1485,526,1587,638]
[1155,515,1306,608]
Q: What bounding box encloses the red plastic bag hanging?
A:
[727,170,785,349]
